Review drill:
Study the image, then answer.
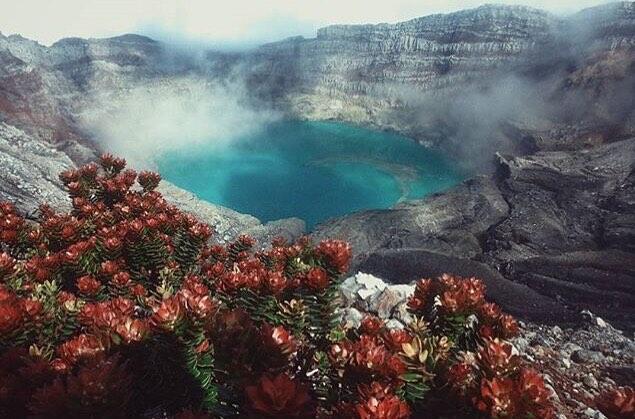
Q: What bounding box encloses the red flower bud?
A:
[305,267,329,291]
[112,271,131,287]
[77,275,101,296]
[361,316,384,336]
[245,373,312,417]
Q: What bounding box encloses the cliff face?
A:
[0,3,632,151]
[254,5,557,93]
[246,3,635,155]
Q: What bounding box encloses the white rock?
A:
[358,288,379,300]
[385,319,405,329]
[583,407,607,419]
[356,272,387,291]
[583,374,599,389]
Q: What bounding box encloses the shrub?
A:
[0,155,557,418]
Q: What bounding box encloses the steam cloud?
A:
[80,3,634,173]
[79,77,280,168]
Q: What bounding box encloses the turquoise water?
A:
[157,121,464,229]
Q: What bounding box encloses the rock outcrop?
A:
[315,138,635,328]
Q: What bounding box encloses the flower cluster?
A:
[595,386,635,419]
[408,274,519,339]
[0,156,356,417]
[0,155,577,418]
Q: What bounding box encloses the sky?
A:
[0,0,617,47]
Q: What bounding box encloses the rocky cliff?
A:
[246,3,635,158]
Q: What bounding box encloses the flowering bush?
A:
[0,155,559,417]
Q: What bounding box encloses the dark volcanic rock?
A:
[488,139,635,262]
[312,176,508,267]
[357,248,577,323]
[315,138,635,328]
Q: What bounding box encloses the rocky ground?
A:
[315,137,635,330]
[337,272,635,418]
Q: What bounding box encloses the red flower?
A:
[447,362,476,392]
[130,283,147,297]
[382,329,412,351]
[188,223,212,241]
[477,339,517,375]
[361,316,384,335]
[438,275,486,315]
[21,299,43,318]
[407,279,434,312]
[151,296,184,329]
[77,275,101,296]
[266,271,287,295]
[355,393,410,419]
[100,153,126,173]
[477,377,517,418]
[480,302,502,322]
[58,334,107,364]
[316,240,351,274]
[383,355,407,377]
[79,162,99,179]
[195,339,211,354]
[0,300,23,335]
[180,289,216,319]
[517,368,552,407]
[138,171,162,191]
[101,260,121,276]
[0,252,15,277]
[111,271,131,287]
[115,318,149,343]
[245,373,312,417]
[352,335,390,372]
[103,237,122,252]
[498,314,519,338]
[237,235,256,248]
[50,358,70,373]
[61,225,77,241]
[57,291,77,305]
[305,267,329,291]
[261,324,298,357]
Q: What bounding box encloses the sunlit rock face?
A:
[255,5,558,93]
[244,3,635,154]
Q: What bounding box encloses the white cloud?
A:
[0,0,617,46]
